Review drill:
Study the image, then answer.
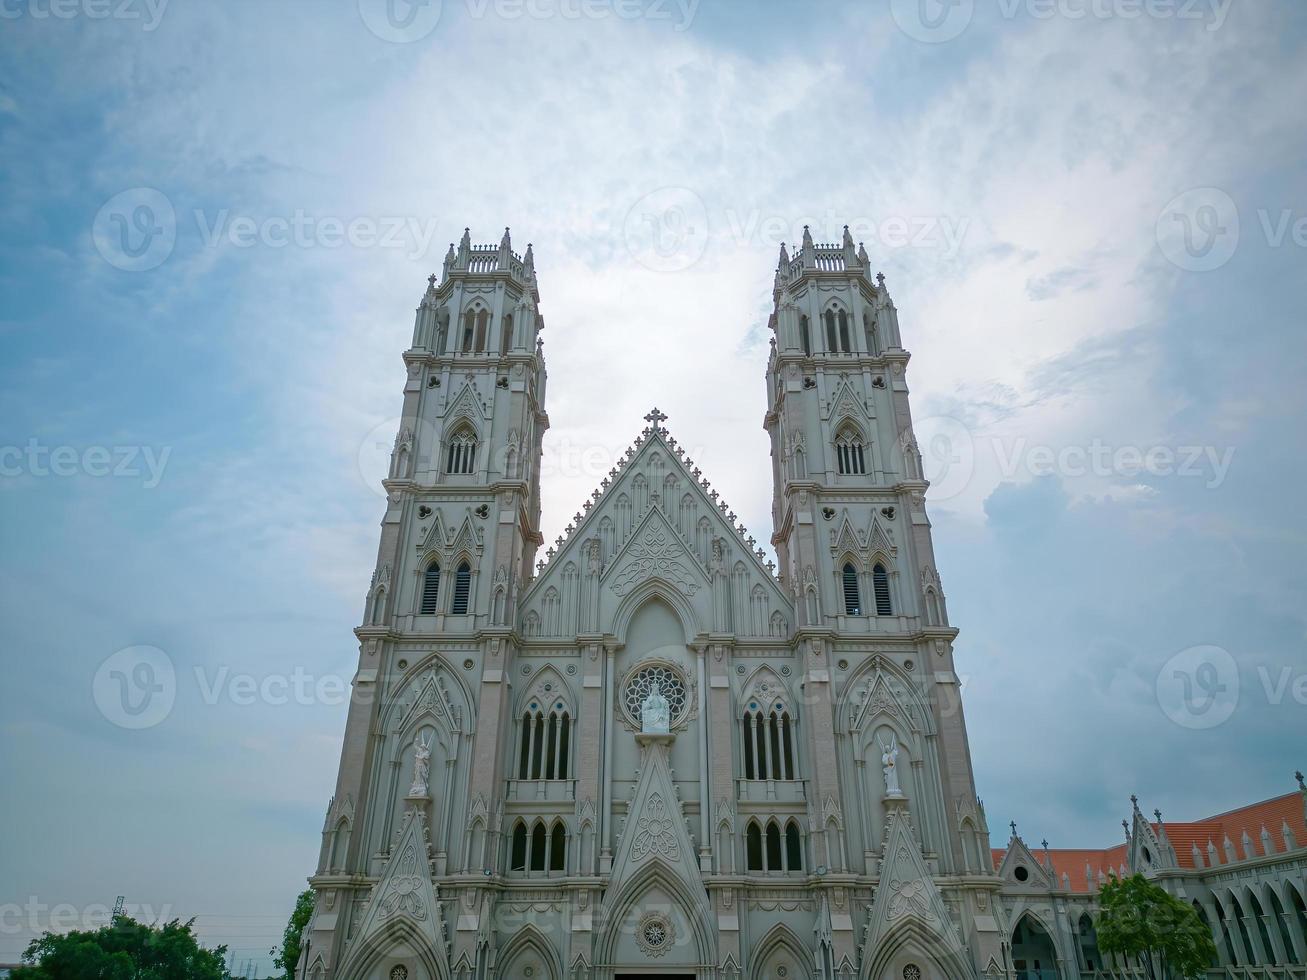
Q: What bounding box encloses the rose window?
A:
[635,911,674,956]
[390,967,409,980]
[622,663,688,726]
[903,965,922,980]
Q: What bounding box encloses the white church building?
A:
[299,228,1307,980]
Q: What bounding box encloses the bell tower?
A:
[762,222,1001,923]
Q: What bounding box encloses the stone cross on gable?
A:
[644,407,668,427]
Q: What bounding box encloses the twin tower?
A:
[300,227,1005,980]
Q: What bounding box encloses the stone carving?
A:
[377,841,428,920]
[885,848,934,923]
[641,682,671,734]
[631,792,680,861]
[880,733,902,798]
[409,731,432,797]
[634,911,674,956]
[609,526,700,596]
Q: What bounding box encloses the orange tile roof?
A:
[995,790,1305,894]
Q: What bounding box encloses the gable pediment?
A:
[519,419,792,638]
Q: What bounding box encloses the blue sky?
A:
[2,0,1305,971]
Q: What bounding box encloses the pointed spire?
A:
[1207,839,1219,865]
[858,241,869,266]
[524,242,534,277]
[1282,819,1297,851]
[444,242,456,275]
[500,226,511,250]
[1192,842,1204,868]
[801,224,814,249]
[1260,825,1275,855]
[778,241,790,267]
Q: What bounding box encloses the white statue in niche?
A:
[641,682,671,735]
[409,731,432,797]
[880,732,903,798]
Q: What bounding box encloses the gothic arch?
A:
[1010,910,1066,980]
[840,660,935,736]
[861,915,973,980]
[514,663,575,715]
[738,664,796,718]
[594,861,716,969]
[333,915,450,980]
[749,922,812,980]
[611,585,700,648]
[496,923,562,980]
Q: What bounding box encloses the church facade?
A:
[299,228,1307,980]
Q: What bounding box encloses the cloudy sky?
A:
[1,0,1304,970]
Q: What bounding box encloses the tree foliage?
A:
[13,916,229,980]
[1097,873,1217,980]
[272,889,315,979]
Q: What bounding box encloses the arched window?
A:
[842,562,861,615]
[785,820,804,871]
[824,309,838,352]
[838,309,851,352]
[461,309,476,353]
[836,430,866,475]
[530,822,547,872]
[446,430,477,475]
[419,561,440,614]
[742,708,796,780]
[518,709,571,780]
[765,821,783,870]
[873,562,892,615]
[510,822,528,871]
[549,821,566,872]
[501,314,514,354]
[746,821,763,871]
[799,315,812,356]
[451,562,471,614]
[474,308,489,352]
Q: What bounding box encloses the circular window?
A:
[397,659,408,670]
[622,662,689,727]
[903,965,922,980]
[1014,866,1030,882]
[390,966,409,980]
[635,911,674,957]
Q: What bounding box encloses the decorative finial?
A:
[1130,794,1139,808]
[1154,808,1163,822]
[1010,820,1017,838]
[644,407,668,427]
[1297,771,1305,790]
[1041,838,1049,851]
[427,273,436,287]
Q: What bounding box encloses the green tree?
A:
[271,889,315,979]
[13,916,229,980]
[1097,873,1217,980]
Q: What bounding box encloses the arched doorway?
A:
[1012,914,1061,980]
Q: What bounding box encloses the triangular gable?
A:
[609,737,703,897]
[828,377,869,430]
[996,834,1053,889]
[606,506,707,597]
[444,380,487,428]
[523,419,789,612]
[862,806,967,964]
[847,667,933,736]
[345,808,447,963]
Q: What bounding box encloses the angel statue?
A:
[880,732,903,798]
[408,731,433,797]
